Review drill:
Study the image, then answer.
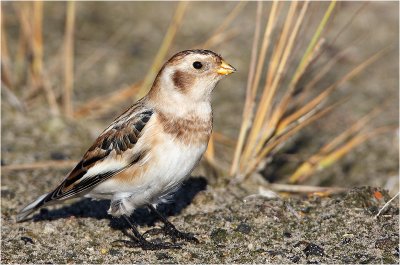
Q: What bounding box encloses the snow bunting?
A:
[17,49,236,249]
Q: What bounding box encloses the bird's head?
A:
[148,49,236,106]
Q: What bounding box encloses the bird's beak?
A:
[216,60,236,76]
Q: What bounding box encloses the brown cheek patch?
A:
[172,70,195,92]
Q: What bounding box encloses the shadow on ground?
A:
[30,176,207,230]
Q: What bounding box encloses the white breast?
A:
[88,104,211,216]
[147,135,207,194]
[89,133,207,216]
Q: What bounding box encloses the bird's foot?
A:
[164,224,199,243]
[142,227,164,237]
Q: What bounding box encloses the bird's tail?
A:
[16,193,49,222]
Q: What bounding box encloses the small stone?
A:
[283,231,292,238]
[342,238,351,244]
[156,252,171,260]
[1,189,15,199]
[290,255,300,263]
[303,243,324,257]
[301,207,312,214]
[210,228,228,243]
[43,223,56,234]
[109,249,121,256]
[247,243,254,250]
[236,223,251,234]
[20,236,34,245]
[375,237,396,250]
[343,233,354,238]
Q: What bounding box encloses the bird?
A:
[17,49,236,250]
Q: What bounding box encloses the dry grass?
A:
[1,2,395,191]
[228,1,393,185]
[1,1,243,171]
[63,1,75,118]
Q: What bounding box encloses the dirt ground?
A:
[1,182,399,263]
[1,2,399,263]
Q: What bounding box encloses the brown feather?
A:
[172,70,195,92]
[45,101,154,200]
[157,111,212,145]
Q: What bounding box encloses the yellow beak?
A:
[216,60,236,75]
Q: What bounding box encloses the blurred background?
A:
[1,1,399,197]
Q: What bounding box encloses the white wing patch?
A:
[81,159,128,181]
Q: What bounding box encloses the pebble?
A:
[236,222,251,234]
[43,223,56,234]
[20,236,34,245]
[247,243,254,250]
[303,243,324,257]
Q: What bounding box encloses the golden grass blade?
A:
[243,2,310,169]
[270,98,345,155]
[319,108,381,155]
[2,83,27,112]
[269,38,325,131]
[1,11,14,90]
[201,1,247,48]
[63,1,75,118]
[32,1,43,79]
[73,82,142,118]
[290,125,397,183]
[204,133,216,164]
[74,2,188,119]
[258,1,308,139]
[1,160,77,172]
[42,72,61,116]
[236,1,280,169]
[277,47,387,134]
[230,1,263,176]
[297,1,336,75]
[265,1,298,87]
[13,3,33,46]
[276,86,335,134]
[330,2,368,46]
[318,134,375,170]
[270,1,336,134]
[250,1,280,99]
[213,131,237,147]
[137,1,188,98]
[245,98,338,178]
[199,28,239,50]
[267,183,346,194]
[1,62,13,90]
[233,1,280,177]
[13,2,33,93]
[76,24,133,80]
[14,5,28,85]
[298,43,352,96]
[335,47,390,88]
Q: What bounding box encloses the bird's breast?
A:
[156,111,212,146]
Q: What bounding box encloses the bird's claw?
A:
[164,225,199,243]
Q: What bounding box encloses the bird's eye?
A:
[193,61,203,69]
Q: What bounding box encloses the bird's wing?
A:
[43,101,154,203]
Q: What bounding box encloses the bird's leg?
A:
[113,215,181,250]
[147,204,199,243]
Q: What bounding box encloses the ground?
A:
[1,2,399,263]
[1,183,399,263]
